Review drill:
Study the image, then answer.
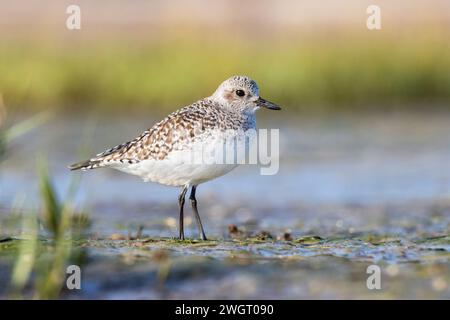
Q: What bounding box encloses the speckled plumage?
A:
[69,75,280,240]
[76,98,253,170]
[70,76,263,175]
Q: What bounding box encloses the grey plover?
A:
[69,75,280,240]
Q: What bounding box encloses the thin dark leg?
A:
[189,185,207,240]
[178,186,188,240]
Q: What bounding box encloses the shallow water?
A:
[0,112,449,299]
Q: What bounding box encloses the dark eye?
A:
[236,89,245,97]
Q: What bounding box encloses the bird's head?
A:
[211,75,281,113]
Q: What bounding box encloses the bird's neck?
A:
[205,97,257,129]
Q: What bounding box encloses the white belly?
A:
[111,129,254,187]
[117,159,238,187]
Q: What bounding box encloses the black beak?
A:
[256,97,281,110]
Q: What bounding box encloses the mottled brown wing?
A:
[69,101,216,170]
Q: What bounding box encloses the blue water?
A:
[2,112,450,212]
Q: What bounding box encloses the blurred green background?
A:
[0,0,449,115]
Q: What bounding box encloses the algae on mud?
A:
[0,229,448,299]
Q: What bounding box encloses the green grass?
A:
[3,160,89,299]
[1,35,449,114]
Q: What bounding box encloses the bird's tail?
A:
[68,159,102,171]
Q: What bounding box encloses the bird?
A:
[69,75,281,240]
